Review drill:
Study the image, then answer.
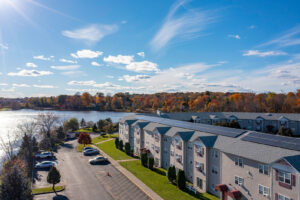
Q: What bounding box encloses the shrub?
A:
[148,157,154,170]
[167,166,176,183]
[176,169,186,190]
[125,142,131,155]
[141,152,148,167]
[119,140,124,151]
[115,138,119,149]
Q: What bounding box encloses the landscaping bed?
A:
[32,185,65,195]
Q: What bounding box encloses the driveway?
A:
[34,139,150,200]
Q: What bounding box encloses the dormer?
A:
[255,116,264,124]
[228,115,238,122]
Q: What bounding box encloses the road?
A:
[34,139,150,200]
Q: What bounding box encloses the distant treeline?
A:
[1,90,300,113]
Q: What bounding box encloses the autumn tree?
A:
[77,133,92,147]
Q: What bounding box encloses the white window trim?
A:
[278,170,291,185]
[258,184,269,197]
[234,157,244,167]
[278,193,291,200]
[234,175,244,186]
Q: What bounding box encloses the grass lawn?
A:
[77,144,91,152]
[95,139,132,160]
[75,128,93,133]
[0,108,12,111]
[92,134,118,144]
[32,185,65,195]
[120,160,218,200]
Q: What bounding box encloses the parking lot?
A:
[34,139,150,200]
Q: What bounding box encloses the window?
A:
[278,171,291,184]
[151,144,154,150]
[195,162,204,172]
[196,177,203,189]
[212,149,218,158]
[195,145,204,157]
[212,166,218,174]
[170,150,174,156]
[258,185,269,197]
[234,176,244,186]
[234,157,243,167]
[278,194,291,200]
[258,164,269,175]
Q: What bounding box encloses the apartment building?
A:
[159,112,300,135]
[119,114,300,200]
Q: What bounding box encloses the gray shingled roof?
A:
[213,136,300,164]
[144,122,170,133]
[163,112,300,121]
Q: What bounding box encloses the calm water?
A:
[0,109,133,160]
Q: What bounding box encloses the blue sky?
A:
[0,0,300,97]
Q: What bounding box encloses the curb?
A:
[92,143,163,200]
[32,186,65,196]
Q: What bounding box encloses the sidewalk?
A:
[92,143,163,200]
[94,138,114,145]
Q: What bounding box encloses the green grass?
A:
[92,134,119,144]
[75,128,93,133]
[120,160,218,200]
[32,185,65,195]
[77,144,91,152]
[95,139,132,160]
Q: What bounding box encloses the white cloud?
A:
[249,25,256,29]
[228,34,240,39]
[0,83,8,86]
[8,69,53,77]
[1,88,15,92]
[260,25,300,47]
[103,55,134,65]
[61,71,85,76]
[0,43,8,50]
[12,83,30,87]
[123,75,151,82]
[33,85,56,89]
[62,24,118,43]
[51,65,80,70]
[107,75,114,79]
[68,80,96,86]
[126,61,159,72]
[137,52,145,58]
[121,20,127,24]
[71,49,103,59]
[26,62,38,68]
[59,58,77,64]
[243,50,287,57]
[150,0,216,51]
[91,61,102,67]
[33,55,54,61]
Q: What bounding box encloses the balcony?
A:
[176,143,182,150]
[195,163,204,172]
[196,148,204,157]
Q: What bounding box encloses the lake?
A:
[0,109,133,160]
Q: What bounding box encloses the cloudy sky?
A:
[0,0,300,97]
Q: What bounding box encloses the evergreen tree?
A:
[168,166,176,183]
[47,166,61,195]
[0,166,33,200]
[148,157,154,170]
[119,140,124,151]
[93,124,98,132]
[141,153,148,167]
[125,142,131,155]
[176,169,186,190]
[115,138,119,149]
[80,118,86,128]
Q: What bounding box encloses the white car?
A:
[89,156,107,164]
[83,148,99,156]
[35,161,55,169]
[35,151,53,159]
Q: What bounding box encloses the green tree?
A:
[80,118,86,128]
[119,140,124,151]
[148,157,154,170]
[141,153,148,167]
[47,166,61,195]
[0,166,33,200]
[167,166,176,183]
[125,142,131,155]
[176,169,186,190]
[92,124,98,132]
[115,138,119,149]
[63,118,79,132]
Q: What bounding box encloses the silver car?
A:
[35,151,53,159]
[89,156,107,164]
[35,161,55,169]
[83,148,99,156]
